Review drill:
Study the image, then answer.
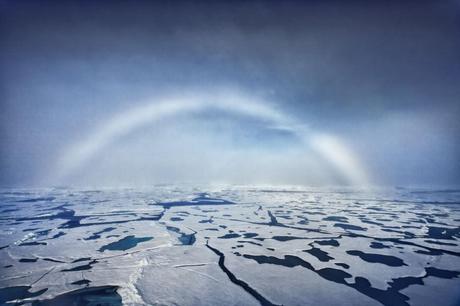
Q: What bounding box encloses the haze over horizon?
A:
[1,0,459,188]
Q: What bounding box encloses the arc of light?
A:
[53,91,370,186]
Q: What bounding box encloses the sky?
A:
[1,0,459,188]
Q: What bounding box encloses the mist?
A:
[1,0,459,187]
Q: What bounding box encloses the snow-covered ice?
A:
[0,186,459,305]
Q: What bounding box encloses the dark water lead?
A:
[16,197,56,203]
[19,241,47,246]
[98,235,153,252]
[71,279,91,286]
[323,216,349,223]
[19,257,38,263]
[206,243,280,306]
[31,285,121,306]
[304,247,334,262]
[270,236,305,242]
[159,194,234,208]
[61,260,97,272]
[346,250,407,267]
[242,233,258,238]
[335,263,350,269]
[0,286,47,304]
[334,223,367,231]
[84,227,116,241]
[42,258,66,263]
[426,226,460,240]
[423,239,458,247]
[315,239,340,247]
[218,233,241,239]
[370,242,391,249]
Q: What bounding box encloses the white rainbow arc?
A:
[53,90,370,186]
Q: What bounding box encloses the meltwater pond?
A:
[0,186,459,306]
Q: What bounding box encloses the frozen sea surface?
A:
[0,186,459,306]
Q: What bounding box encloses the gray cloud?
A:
[1,0,459,187]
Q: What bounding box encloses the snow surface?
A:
[0,186,459,305]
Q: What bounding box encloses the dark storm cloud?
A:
[1,0,459,186]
